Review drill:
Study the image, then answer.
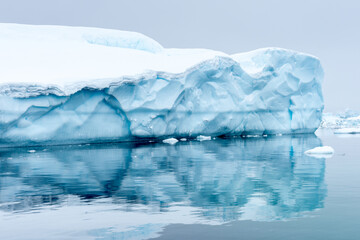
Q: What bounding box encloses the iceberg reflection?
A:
[0,135,326,223]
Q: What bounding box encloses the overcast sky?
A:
[1,0,359,112]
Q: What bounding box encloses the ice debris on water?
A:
[305,146,334,158]
[333,128,360,134]
[162,138,178,145]
[196,135,212,141]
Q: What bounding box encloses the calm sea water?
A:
[0,130,359,240]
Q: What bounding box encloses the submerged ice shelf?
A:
[0,24,324,146]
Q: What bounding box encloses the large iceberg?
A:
[0,24,324,146]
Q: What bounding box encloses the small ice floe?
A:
[333,128,360,134]
[242,134,261,138]
[162,138,178,145]
[305,146,334,158]
[196,135,212,141]
[28,150,36,153]
[180,138,187,141]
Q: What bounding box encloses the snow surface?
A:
[0,23,324,146]
[0,23,227,96]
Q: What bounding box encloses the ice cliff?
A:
[0,24,324,146]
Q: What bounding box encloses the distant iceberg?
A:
[0,24,324,146]
[321,111,360,133]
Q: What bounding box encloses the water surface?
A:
[0,132,359,239]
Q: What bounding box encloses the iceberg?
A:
[0,23,324,146]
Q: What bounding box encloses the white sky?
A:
[0,0,359,112]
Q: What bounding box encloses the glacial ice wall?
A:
[0,24,324,146]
